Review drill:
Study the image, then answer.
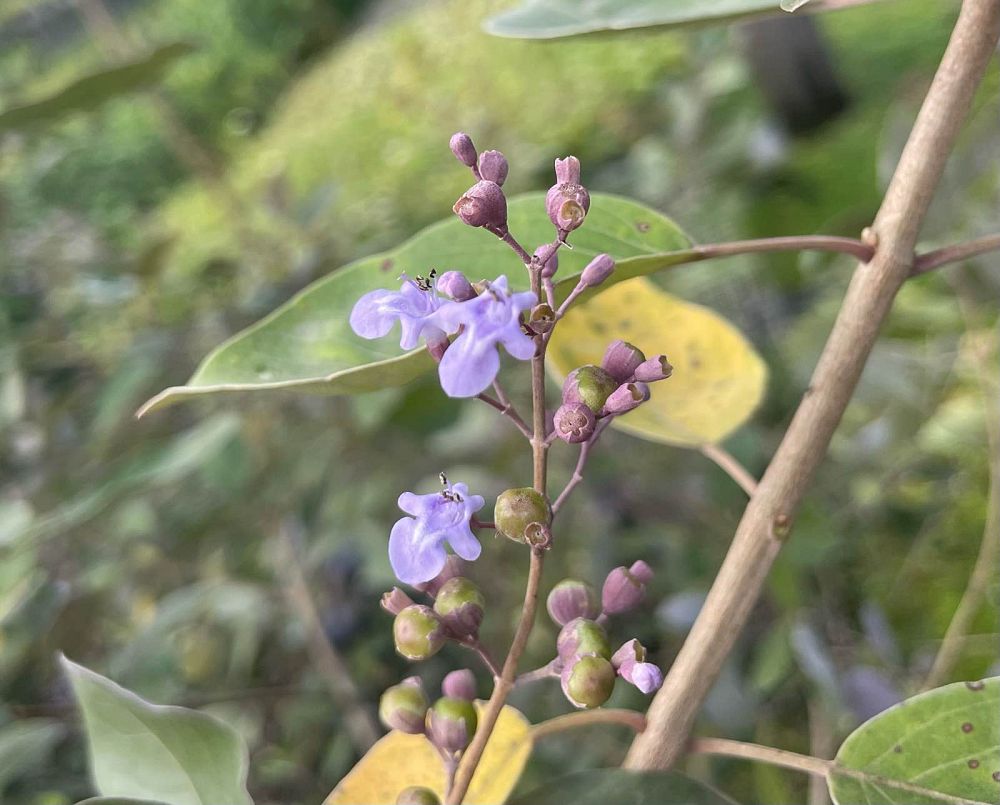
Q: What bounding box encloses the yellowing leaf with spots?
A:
[324,703,531,805]
[548,277,767,447]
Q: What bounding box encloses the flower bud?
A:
[393,605,446,661]
[547,579,600,626]
[381,587,416,616]
[433,577,485,637]
[553,402,595,443]
[580,253,615,288]
[453,181,507,231]
[633,355,673,383]
[535,246,559,279]
[477,150,509,186]
[612,641,662,693]
[601,561,653,615]
[427,696,477,752]
[436,270,476,302]
[554,156,581,185]
[602,340,646,382]
[415,555,464,596]
[442,669,476,701]
[556,617,611,660]
[546,184,590,235]
[494,487,551,544]
[379,677,428,734]
[396,787,441,805]
[562,365,618,413]
[449,132,477,168]
[527,303,555,335]
[602,382,649,416]
[561,655,615,709]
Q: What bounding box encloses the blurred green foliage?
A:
[1,0,997,803]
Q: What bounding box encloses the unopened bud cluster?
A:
[379,669,478,758]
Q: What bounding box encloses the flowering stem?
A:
[698,443,759,497]
[911,232,1000,275]
[514,659,558,686]
[531,709,647,742]
[552,418,613,515]
[458,636,501,679]
[475,392,532,438]
[497,229,533,265]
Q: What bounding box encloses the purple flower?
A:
[350,275,446,351]
[389,482,485,584]
[432,276,537,397]
[611,639,663,694]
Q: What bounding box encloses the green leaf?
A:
[829,677,1000,805]
[77,799,171,805]
[508,770,740,804]
[61,656,253,805]
[0,719,65,793]
[486,0,812,39]
[0,43,194,133]
[139,193,692,416]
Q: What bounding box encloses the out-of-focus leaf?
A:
[840,666,903,723]
[0,719,66,793]
[829,677,1000,805]
[548,277,767,447]
[0,43,195,132]
[325,703,531,805]
[77,799,171,805]
[61,657,253,805]
[139,194,692,416]
[508,770,740,804]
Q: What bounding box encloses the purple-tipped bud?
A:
[547,579,600,626]
[561,655,615,709]
[562,365,619,413]
[553,402,596,444]
[436,270,476,302]
[381,587,416,616]
[453,180,507,231]
[634,355,673,383]
[396,787,441,805]
[427,697,477,752]
[611,638,646,669]
[477,150,509,186]
[602,340,646,383]
[433,577,485,638]
[527,303,555,335]
[379,677,428,734]
[393,605,446,661]
[535,246,559,279]
[415,555,464,596]
[602,382,650,416]
[449,132,477,168]
[494,487,551,544]
[546,184,590,235]
[442,669,477,701]
[556,617,612,660]
[580,254,615,288]
[554,156,581,185]
[601,563,652,616]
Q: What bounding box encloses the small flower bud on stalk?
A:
[580,253,615,288]
[527,303,555,335]
[433,577,485,637]
[442,669,477,701]
[601,561,653,615]
[602,340,646,382]
[397,787,441,805]
[546,156,590,237]
[393,605,446,661]
[602,382,650,416]
[612,639,663,694]
[436,270,476,302]
[547,579,600,626]
[494,487,551,544]
[553,402,595,443]
[561,655,616,709]
[379,677,428,734]
[535,246,559,279]
[449,132,477,168]
[381,587,416,616]
[562,365,619,413]
[415,555,464,596]
[556,617,612,660]
[453,180,507,232]
[427,697,478,752]
[477,150,509,186]
[634,355,673,383]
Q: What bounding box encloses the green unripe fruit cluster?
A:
[427,696,478,752]
[556,617,611,661]
[494,487,551,544]
[393,604,445,661]
[433,577,485,637]
[563,364,619,413]
[563,655,616,709]
[379,678,428,734]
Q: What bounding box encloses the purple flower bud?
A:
[433,577,485,637]
[611,639,662,694]
[602,340,646,383]
[629,560,654,584]
[634,355,673,383]
[553,402,596,443]
[453,180,507,231]
[393,605,446,661]
[547,579,600,626]
[562,365,619,413]
[554,156,581,185]
[611,638,647,669]
[427,697,477,752]
[477,150,509,186]
[379,677,428,734]
[535,246,559,279]
[560,655,616,709]
[602,382,650,416]
[381,587,416,616]
[546,157,590,236]
[556,617,611,661]
[442,669,476,701]
[601,563,651,615]
[396,787,441,805]
[494,487,551,544]
[415,555,465,596]
[436,270,476,302]
[580,253,615,288]
[449,132,477,168]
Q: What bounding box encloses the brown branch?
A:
[912,233,1000,275]
[625,0,1000,771]
[531,709,647,741]
[692,235,873,263]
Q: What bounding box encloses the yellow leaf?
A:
[324,703,531,805]
[548,277,767,447]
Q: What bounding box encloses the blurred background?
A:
[1,0,998,802]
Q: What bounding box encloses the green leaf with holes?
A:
[139,192,693,416]
[829,677,1000,805]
